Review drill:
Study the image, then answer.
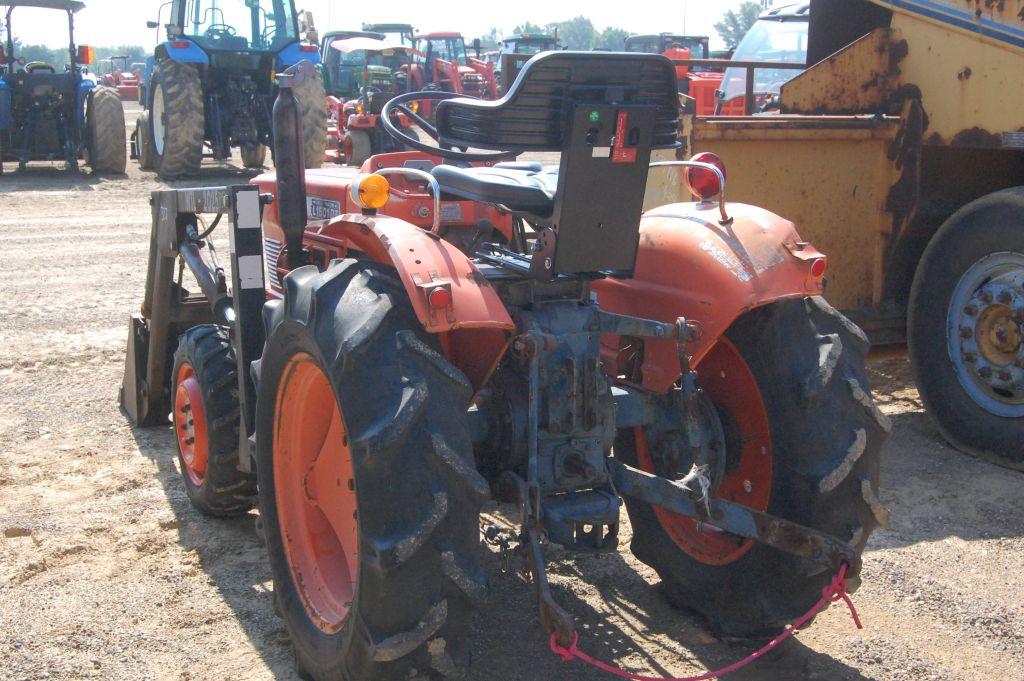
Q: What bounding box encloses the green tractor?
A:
[320,34,420,166]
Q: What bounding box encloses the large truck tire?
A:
[908,188,1024,470]
[293,71,327,170]
[256,261,487,680]
[171,325,257,516]
[85,85,127,173]
[618,297,890,637]
[150,57,204,179]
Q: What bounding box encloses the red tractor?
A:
[404,32,497,115]
[122,54,887,680]
[624,34,724,115]
[102,55,140,101]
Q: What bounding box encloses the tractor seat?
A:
[431,164,558,218]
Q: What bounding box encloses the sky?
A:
[3,0,749,50]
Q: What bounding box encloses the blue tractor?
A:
[133,0,326,178]
[0,0,126,174]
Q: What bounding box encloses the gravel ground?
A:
[1,104,1022,681]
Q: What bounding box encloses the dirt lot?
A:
[1,104,1023,681]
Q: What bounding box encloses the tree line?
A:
[474,3,762,52]
[4,38,148,74]
[4,3,763,72]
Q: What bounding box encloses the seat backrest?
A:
[435,51,680,278]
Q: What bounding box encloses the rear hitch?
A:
[503,472,577,649]
[608,459,861,576]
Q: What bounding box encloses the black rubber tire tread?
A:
[344,130,372,167]
[241,144,267,169]
[151,57,204,179]
[617,296,889,637]
[136,111,154,171]
[172,325,256,516]
[293,72,327,169]
[86,85,126,173]
[256,260,486,680]
[907,188,1024,470]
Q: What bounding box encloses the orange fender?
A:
[322,213,513,391]
[593,202,826,394]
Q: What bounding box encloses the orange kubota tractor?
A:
[121,54,888,679]
[404,32,497,117]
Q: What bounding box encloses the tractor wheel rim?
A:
[152,86,166,156]
[274,353,359,634]
[636,337,772,565]
[947,251,1024,417]
[174,363,208,486]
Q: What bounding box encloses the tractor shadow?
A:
[127,421,298,678]
[866,357,1024,551]
[0,164,124,191]
[472,507,870,681]
[158,164,270,185]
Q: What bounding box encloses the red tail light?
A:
[428,286,452,309]
[300,43,319,52]
[685,151,726,200]
[170,41,191,49]
[810,258,827,278]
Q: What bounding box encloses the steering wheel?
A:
[25,62,56,74]
[381,91,515,162]
[205,24,238,40]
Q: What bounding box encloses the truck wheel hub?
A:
[948,252,1024,416]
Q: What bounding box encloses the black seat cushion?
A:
[432,164,558,217]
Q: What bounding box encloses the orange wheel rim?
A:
[174,363,209,486]
[273,353,359,633]
[636,338,772,565]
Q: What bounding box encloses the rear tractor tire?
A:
[171,325,256,516]
[908,188,1024,470]
[256,261,487,680]
[150,57,204,179]
[241,143,267,169]
[342,130,371,167]
[86,85,127,173]
[618,297,891,637]
[293,72,327,170]
[135,111,155,171]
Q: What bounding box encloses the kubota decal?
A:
[698,238,753,283]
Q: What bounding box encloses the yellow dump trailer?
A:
[650,0,1024,467]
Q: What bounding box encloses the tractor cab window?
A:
[721,18,808,103]
[503,39,552,56]
[329,49,383,68]
[624,37,661,54]
[184,0,298,52]
[419,38,467,67]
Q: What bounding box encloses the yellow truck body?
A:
[649,0,1024,465]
